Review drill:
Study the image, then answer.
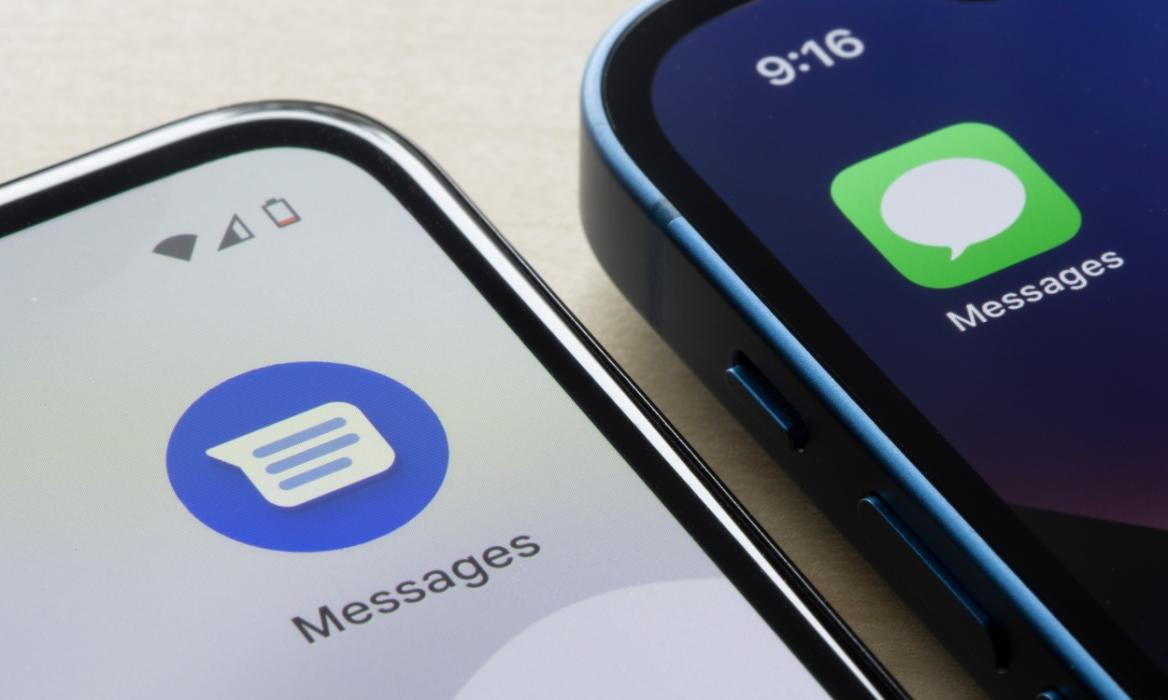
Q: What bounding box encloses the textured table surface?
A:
[0,1,981,696]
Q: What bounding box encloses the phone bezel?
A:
[0,102,898,698]
[594,0,1165,694]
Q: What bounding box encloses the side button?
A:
[857,495,1006,671]
[726,351,808,449]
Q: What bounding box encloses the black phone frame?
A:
[0,103,901,698]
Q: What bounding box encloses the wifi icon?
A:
[152,215,256,261]
[152,233,198,261]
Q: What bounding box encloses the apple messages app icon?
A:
[831,123,1082,289]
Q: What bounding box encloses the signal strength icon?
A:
[218,215,255,251]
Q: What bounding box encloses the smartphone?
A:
[581,1,1166,697]
[0,102,902,697]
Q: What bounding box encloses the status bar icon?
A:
[218,215,255,251]
[263,197,300,228]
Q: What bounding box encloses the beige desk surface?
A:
[0,1,982,696]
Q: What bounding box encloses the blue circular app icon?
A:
[167,362,448,552]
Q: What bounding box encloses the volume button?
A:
[725,351,808,450]
[857,495,1007,671]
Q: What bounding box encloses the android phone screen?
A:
[649,0,1168,671]
[0,147,827,697]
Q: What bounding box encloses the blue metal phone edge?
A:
[580,1,1124,696]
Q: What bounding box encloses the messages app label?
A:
[831,123,1082,289]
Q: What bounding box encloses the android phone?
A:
[0,102,903,698]
[580,1,1166,697]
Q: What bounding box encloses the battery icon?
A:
[263,197,300,228]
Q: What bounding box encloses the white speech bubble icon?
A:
[880,157,1026,260]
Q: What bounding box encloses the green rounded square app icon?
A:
[830,123,1081,289]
